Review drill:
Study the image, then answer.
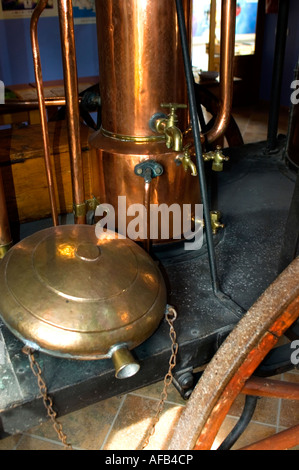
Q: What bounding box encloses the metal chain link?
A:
[22,346,73,450]
[21,304,178,451]
[141,305,179,449]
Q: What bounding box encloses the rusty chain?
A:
[141,305,179,449]
[22,304,178,451]
[22,346,73,450]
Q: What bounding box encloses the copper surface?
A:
[95,0,192,138]
[91,0,199,243]
[240,424,299,451]
[0,225,167,359]
[0,168,12,256]
[30,0,59,226]
[205,0,236,144]
[89,134,200,242]
[1,98,67,112]
[58,0,86,224]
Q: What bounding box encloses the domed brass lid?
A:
[0,225,167,359]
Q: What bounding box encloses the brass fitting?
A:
[151,103,187,152]
[175,144,197,176]
[73,196,100,218]
[109,344,140,379]
[0,242,13,260]
[210,210,225,234]
[203,145,229,172]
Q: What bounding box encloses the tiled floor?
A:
[0,103,298,451]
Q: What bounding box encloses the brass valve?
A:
[150,103,187,152]
[160,103,187,126]
[203,145,229,172]
[210,210,225,234]
[175,144,197,176]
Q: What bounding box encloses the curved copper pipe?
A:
[0,168,13,259]
[205,0,236,144]
[30,0,59,226]
[57,0,86,224]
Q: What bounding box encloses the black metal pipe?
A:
[266,0,290,152]
[217,395,259,450]
[175,0,244,318]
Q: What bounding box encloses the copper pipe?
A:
[95,0,191,138]
[57,0,86,224]
[240,424,299,450]
[0,168,13,259]
[205,0,236,144]
[2,98,68,111]
[242,376,299,400]
[30,0,59,226]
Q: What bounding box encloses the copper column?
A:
[58,0,86,224]
[90,0,200,243]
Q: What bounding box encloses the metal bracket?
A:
[134,160,164,183]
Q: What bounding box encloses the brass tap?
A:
[210,210,225,234]
[175,144,197,176]
[152,103,187,152]
[203,145,229,172]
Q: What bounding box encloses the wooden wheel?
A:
[168,257,299,450]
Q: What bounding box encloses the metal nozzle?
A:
[110,344,140,379]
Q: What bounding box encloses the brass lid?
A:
[0,225,166,359]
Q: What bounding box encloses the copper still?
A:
[0,0,236,377]
[89,0,200,244]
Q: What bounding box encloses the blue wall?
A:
[0,17,99,86]
[1,1,298,108]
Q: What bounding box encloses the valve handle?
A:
[161,103,188,111]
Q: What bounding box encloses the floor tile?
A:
[132,381,187,406]
[15,434,64,450]
[26,395,124,450]
[102,394,183,450]
[279,373,299,428]
[211,416,277,450]
[0,434,23,450]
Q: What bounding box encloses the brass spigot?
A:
[151,103,187,152]
[210,210,225,234]
[203,145,229,172]
[175,144,197,176]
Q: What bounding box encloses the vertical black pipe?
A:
[217,395,259,450]
[266,0,290,152]
[175,0,244,318]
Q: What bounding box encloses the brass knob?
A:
[203,145,229,172]
[210,210,225,234]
